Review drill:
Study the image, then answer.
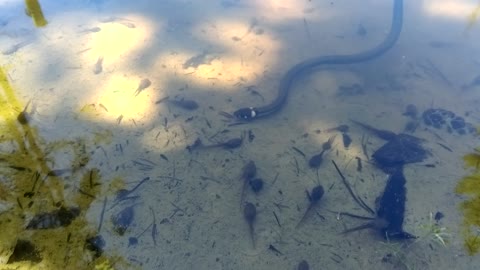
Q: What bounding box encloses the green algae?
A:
[456,150,480,255]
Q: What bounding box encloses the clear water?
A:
[1,0,480,269]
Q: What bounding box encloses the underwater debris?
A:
[352,120,428,172]
[403,121,419,133]
[24,0,48,27]
[2,40,33,55]
[325,125,349,133]
[462,74,480,91]
[183,51,218,69]
[422,108,476,135]
[336,83,365,96]
[339,167,416,240]
[402,104,418,119]
[7,239,42,264]
[334,121,426,240]
[356,24,367,37]
[114,177,150,202]
[100,16,136,28]
[157,95,200,110]
[372,134,428,172]
[26,207,80,230]
[79,27,101,34]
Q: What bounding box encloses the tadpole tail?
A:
[239,180,248,209]
[249,224,255,249]
[295,205,313,229]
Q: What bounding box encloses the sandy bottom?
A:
[1,0,480,269]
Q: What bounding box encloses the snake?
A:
[233,0,403,121]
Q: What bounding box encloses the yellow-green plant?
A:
[416,212,450,248]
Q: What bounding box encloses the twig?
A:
[361,134,370,160]
[98,197,107,231]
[291,146,306,158]
[273,211,281,227]
[331,160,375,215]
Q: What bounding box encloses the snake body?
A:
[234,0,404,121]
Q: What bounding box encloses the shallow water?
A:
[1,0,480,269]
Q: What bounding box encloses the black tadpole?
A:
[297,260,310,270]
[242,160,257,180]
[308,151,324,168]
[187,137,243,151]
[240,161,257,206]
[308,135,335,169]
[244,202,257,248]
[249,178,264,193]
[310,185,324,202]
[296,185,324,228]
[220,138,243,149]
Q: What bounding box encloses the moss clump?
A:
[456,151,480,254]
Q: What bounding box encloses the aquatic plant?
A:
[456,151,480,255]
[24,0,48,27]
[416,212,450,248]
[95,258,116,270]
[377,212,450,270]
[466,2,480,32]
[0,66,123,268]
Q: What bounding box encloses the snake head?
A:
[233,107,257,120]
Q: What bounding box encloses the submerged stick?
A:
[331,160,374,215]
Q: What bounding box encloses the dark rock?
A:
[372,134,428,172]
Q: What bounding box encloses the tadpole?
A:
[309,136,335,168]
[308,153,324,168]
[85,235,105,258]
[111,205,136,235]
[17,100,32,125]
[188,137,243,151]
[244,202,257,248]
[240,161,257,205]
[342,133,352,148]
[296,185,324,228]
[133,78,151,97]
[249,178,264,193]
[297,260,310,270]
[242,160,257,180]
[169,98,199,111]
[321,135,336,151]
